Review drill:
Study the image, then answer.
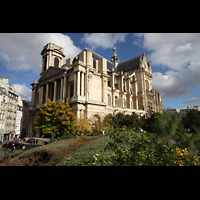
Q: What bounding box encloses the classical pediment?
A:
[38,66,66,83]
[128,72,136,78]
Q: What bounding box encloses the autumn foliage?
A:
[34,99,76,138]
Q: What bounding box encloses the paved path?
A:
[0,139,47,159]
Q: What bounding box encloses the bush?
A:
[84,126,200,166]
[74,116,93,136]
[57,136,113,166]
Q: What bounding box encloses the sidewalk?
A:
[0,137,50,148]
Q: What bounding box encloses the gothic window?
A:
[54,57,59,68]
[44,57,47,71]
[145,80,149,91]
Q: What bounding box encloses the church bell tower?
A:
[111,48,119,69]
[40,43,65,76]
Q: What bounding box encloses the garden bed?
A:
[57,135,114,166]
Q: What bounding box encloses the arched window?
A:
[54,57,59,68]
[44,57,47,71]
[124,98,127,108]
[108,94,111,106]
[115,96,119,107]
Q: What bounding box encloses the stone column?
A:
[63,76,67,100]
[31,88,36,108]
[81,72,84,96]
[154,90,157,112]
[46,83,49,102]
[53,80,57,102]
[60,77,63,101]
[112,71,115,89]
[74,72,77,96]
[77,71,80,96]
[127,78,131,108]
[112,91,115,107]
[135,79,138,110]
[40,85,43,105]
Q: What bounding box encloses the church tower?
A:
[111,48,119,69]
[40,43,65,76]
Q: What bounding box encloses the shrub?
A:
[74,116,93,136]
[85,127,200,166]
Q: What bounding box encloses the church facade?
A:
[28,43,162,136]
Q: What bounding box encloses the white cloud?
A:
[0,33,81,74]
[152,72,194,99]
[134,33,200,99]
[175,43,193,53]
[134,33,200,70]
[81,33,128,50]
[183,97,200,105]
[12,84,32,100]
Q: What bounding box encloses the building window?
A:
[115,96,119,107]
[70,84,74,98]
[54,57,59,68]
[93,60,96,69]
[2,88,5,94]
[108,94,111,106]
[145,80,149,91]
[44,57,47,71]
[124,98,127,108]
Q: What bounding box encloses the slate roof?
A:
[116,55,141,73]
[84,48,142,73]
[83,48,114,70]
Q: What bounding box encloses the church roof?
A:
[38,66,66,83]
[116,54,141,73]
[83,48,114,70]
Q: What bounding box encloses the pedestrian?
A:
[36,139,38,145]
[5,143,9,151]
[10,144,15,154]
[31,140,32,145]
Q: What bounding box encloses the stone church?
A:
[28,43,162,136]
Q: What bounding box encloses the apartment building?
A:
[0,78,22,142]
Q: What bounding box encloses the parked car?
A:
[26,138,35,143]
[3,142,25,149]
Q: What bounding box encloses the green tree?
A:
[107,112,141,130]
[34,99,76,138]
[182,109,200,132]
[143,111,180,146]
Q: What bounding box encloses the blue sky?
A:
[0,33,200,109]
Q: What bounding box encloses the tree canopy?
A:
[182,109,200,132]
[34,99,76,138]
